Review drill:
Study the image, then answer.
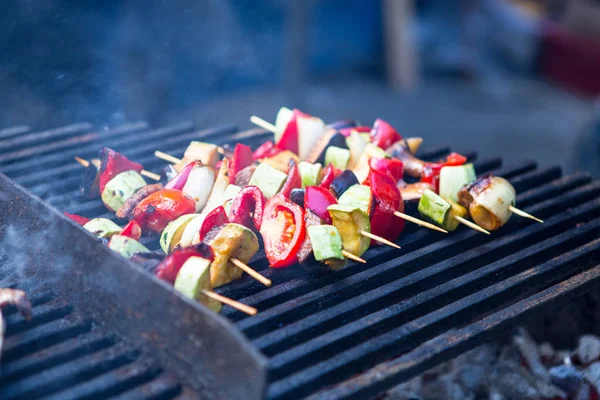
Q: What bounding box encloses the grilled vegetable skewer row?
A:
[75,156,160,181]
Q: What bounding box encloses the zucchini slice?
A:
[307,225,345,270]
[174,256,222,313]
[439,163,476,203]
[108,235,150,259]
[338,184,372,215]
[83,218,122,239]
[101,170,146,212]
[327,204,371,256]
[160,214,198,253]
[248,163,287,199]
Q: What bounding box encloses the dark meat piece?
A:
[116,183,164,219]
[0,289,32,361]
[458,174,492,209]
[235,165,257,188]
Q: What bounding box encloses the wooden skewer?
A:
[154,151,181,164]
[75,157,160,181]
[250,115,277,133]
[393,211,448,233]
[454,216,490,235]
[509,206,543,223]
[201,290,257,315]
[360,230,401,249]
[342,250,366,263]
[230,258,272,287]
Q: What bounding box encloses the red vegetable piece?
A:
[98,147,143,194]
[319,163,342,190]
[368,169,404,244]
[120,220,142,240]
[279,159,302,198]
[260,197,306,268]
[367,158,404,183]
[370,119,402,150]
[252,141,282,160]
[444,152,467,166]
[165,161,198,190]
[64,212,90,226]
[304,186,337,224]
[131,189,196,233]
[229,144,254,184]
[228,186,266,231]
[198,206,229,243]
[421,163,443,193]
[338,126,371,137]
[155,244,215,284]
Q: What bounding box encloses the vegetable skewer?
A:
[75,156,160,181]
[201,290,257,315]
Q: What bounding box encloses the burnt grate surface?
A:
[1,121,599,399]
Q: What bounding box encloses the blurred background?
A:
[1,0,600,176]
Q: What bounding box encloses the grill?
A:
[1,121,599,399]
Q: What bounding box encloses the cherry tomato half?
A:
[132,189,196,233]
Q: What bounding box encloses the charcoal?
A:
[514,328,549,381]
[492,359,567,400]
[583,362,600,392]
[549,365,584,395]
[420,376,474,400]
[578,335,600,365]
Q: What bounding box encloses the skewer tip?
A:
[342,250,367,264]
[509,206,544,224]
[394,211,448,233]
[454,216,490,235]
[360,231,401,249]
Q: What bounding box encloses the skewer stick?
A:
[230,258,272,287]
[154,151,181,164]
[201,290,257,316]
[454,216,490,235]
[75,157,160,181]
[342,250,366,263]
[509,206,543,223]
[250,116,277,133]
[393,211,448,233]
[360,230,401,249]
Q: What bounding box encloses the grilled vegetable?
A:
[160,214,199,253]
[330,170,359,198]
[297,210,323,264]
[206,223,260,287]
[165,161,195,191]
[174,141,219,170]
[64,212,90,226]
[182,163,215,212]
[398,181,435,201]
[368,158,404,183]
[298,161,323,188]
[338,184,371,214]
[439,163,476,203]
[328,119,360,132]
[79,161,101,198]
[279,160,302,198]
[220,184,242,214]
[202,159,231,213]
[108,235,150,259]
[248,163,287,199]
[229,185,266,231]
[260,194,306,268]
[174,256,221,313]
[98,148,143,194]
[83,218,122,239]
[228,144,254,184]
[370,119,402,150]
[115,183,164,219]
[192,206,229,245]
[352,143,389,183]
[252,140,282,160]
[101,170,147,212]
[417,189,467,232]
[260,150,299,173]
[177,214,206,248]
[347,130,368,169]
[120,220,142,240]
[327,204,371,256]
[297,112,327,160]
[155,244,215,284]
[369,169,404,243]
[274,107,297,153]
[324,146,351,170]
[132,189,196,233]
[458,174,493,210]
[160,164,178,185]
[319,163,342,190]
[305,186,337,224]
[305,130,348,165]
[307,225,344,270]
[469,176,515,231]
[386,141,426,178]
[289,188,305,208]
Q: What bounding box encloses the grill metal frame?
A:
[1,121,599,399]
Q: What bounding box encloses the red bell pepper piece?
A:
[120,220,142,240]
[228,186,266,231]
[165,161,198,190]
[279,160,302,198]
[260,194,306,268]
[252,141,282,160]
[444,152,467,166]
[370,119,402,150]
[368,169,404,244]
[275,108,313,154]
[367,158,404,183]
[197,206,229,243]
[319,163,342,190]
[338,126,371,137]
[131,189,196,233]
[228,144,254,184]
[155,244,215,284]
[304,186,337,224]
[64,212,90,226]
[421,163,443,193]
[98,147,143,194]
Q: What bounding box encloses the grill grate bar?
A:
[0,125,30,140]
[4,303,73,337]
[0,122,93,155]
[110,375,184,400]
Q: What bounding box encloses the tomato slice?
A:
[260,195,305,268]
[132,189,196,233]
[120,220,142,240]
[444,152,467,166]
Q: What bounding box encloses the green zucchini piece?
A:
[439,164,476,202]
[442,197,468,232]
[101,170,146,212]
[108,235,150,259]
[298,161,323,188]
[327,204,371,256]
[248,163,287,199]
[338,184,371,214]
[418,189,450,226]
[324,146,351,170]
[83,218,122,239]
[206,223,260,288]
[307,225,344,262]
[174,256,222,313]
[160,214,198,254]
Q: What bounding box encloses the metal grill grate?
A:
[1,121,599,399]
